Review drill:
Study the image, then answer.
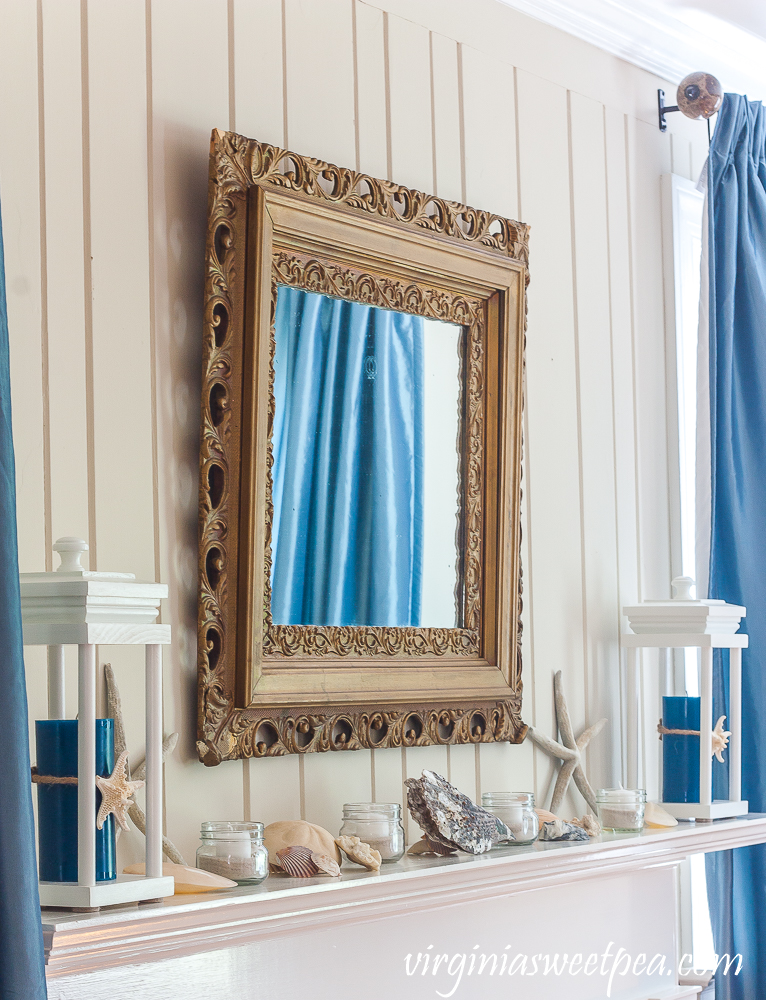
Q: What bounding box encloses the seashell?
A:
[404,770,512,855]
[535,808,558,824]
[407,836,457,857]
[539,819,590,842]
[123,862,236,894]
[275,845,320,877]
[311,852,341,877]
[264,821,342,865]
[335,835,382,871]
[644,801,678,828]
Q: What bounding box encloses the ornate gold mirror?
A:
[197,130,529,764]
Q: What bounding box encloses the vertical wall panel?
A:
[284,0,355,166]
[232,0,284,144]
[150,0,243,864]
[461,45,517,218]
[516,69,585,817]
[568,91,621,791]
[430,31,461,201]
[355,1,388,178]
[387,12,432,193]
[40,0,91,555]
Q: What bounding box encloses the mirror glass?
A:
[270,285,464,629]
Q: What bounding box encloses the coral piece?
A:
[123,862,236,894]
[644,801,678,828]
[405,770,512,855]
[539,819,590,842]
[571,814,601,837]
[712,716,732,763]
[95,751,144,831]
[335,836,382,871]
[525,671,606,814]
[264,820,342,865]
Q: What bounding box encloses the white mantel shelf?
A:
[44,815,766,980]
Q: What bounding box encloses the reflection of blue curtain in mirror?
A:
[271,286,424,627]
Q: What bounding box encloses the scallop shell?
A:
[276,845,319,877]
[311,852,341,877]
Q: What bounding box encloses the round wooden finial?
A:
[52,536,89,573]
[677,72,723,121]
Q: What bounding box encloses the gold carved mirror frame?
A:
[197,129,529,765]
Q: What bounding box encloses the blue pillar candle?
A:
[662,696,706,804]
[35,719,117,882]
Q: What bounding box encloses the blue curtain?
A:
[705,93,766,999]
[271,286,424,627]
[0,202,47,995]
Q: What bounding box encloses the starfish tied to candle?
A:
[96,750,145,831]
[525,670,606,815]
[712,716,732,763]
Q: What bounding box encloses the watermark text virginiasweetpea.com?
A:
[404,943,742,998]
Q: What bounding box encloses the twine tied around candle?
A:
[657,716,732,763]
[30,766,78,785]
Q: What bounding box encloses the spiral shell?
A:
[276,846,318,877]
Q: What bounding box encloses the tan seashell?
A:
[335,835,382,871]
[644,801,678,828]
[535,808,558,824]
[264,820,342,865]
[275,845,319,877]
[123,862,236,894]
[407,836,456,856]
[311,852,341,877]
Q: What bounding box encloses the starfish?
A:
[712,716,732,763]
[104,663,186,864]
[526,671,606,815]
[96,751,145,831]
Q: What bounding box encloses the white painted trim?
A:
[621,632,748,648]
[42,816,766,976]
[23,623,171,645]
[496,0,766,95]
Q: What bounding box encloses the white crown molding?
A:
[496,0,766,96]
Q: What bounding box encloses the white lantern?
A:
[622,576,747,821]
[21,537,174,908]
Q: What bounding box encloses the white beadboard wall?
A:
[0,0,708,865]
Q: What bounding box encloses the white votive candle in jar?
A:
[481,792,538,845]
[596,788,646,832]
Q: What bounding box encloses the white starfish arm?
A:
[550,757,578,814]
[572,764,599,815]
[554,670,578,750]
[576,717,607,751]
[526,725,579,761]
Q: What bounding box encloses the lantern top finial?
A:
[671,576,695,601]
[53,536,89,574]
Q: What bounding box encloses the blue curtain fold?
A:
[271,286,424,627]
[705,93,766,1000]
[0,200,47,996]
